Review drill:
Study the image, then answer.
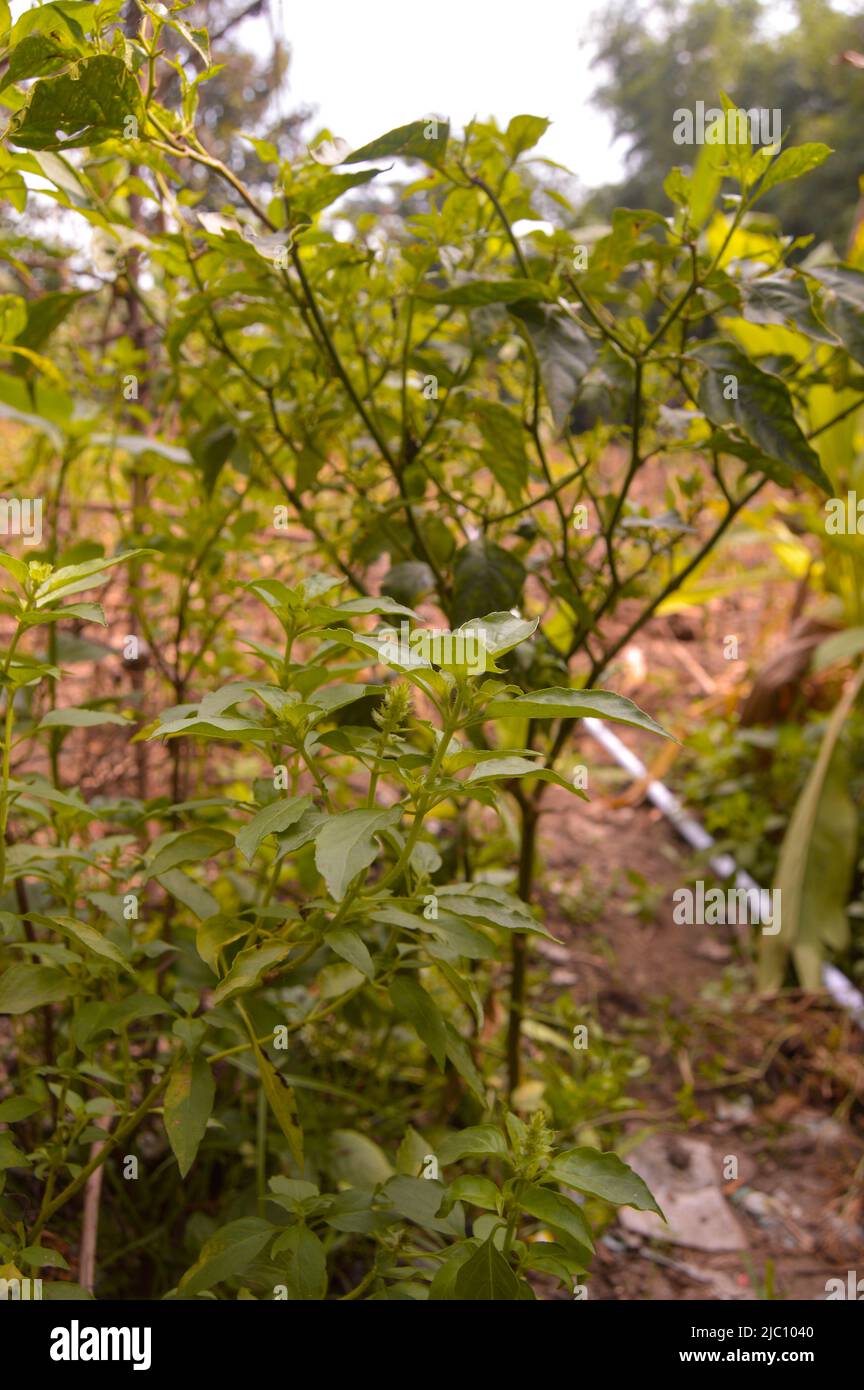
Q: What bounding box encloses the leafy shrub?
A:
[0,5,858,1299]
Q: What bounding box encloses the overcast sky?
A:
[265,0,625,189]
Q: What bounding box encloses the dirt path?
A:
[531,768,864,1302]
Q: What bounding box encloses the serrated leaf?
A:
[313,807,400,901]
[211,940,291,1006]
[251,1037,304,1168]
[146,827,233,880]
[236,795,311,863]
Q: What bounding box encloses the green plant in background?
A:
[0,560,666,1296]
[1,1,862,1298]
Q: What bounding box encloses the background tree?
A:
[588,0,864,249]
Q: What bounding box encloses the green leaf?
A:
[189,420,236,496]
[30,913,130,972]
[270,1226,327,1299]
[16,290,87,356]
[812,627,864,673]
[324,927,375,980]
[452,539,525,626]
[509,302,595,429]
[485,686,673,738]
[0,33,74,94]
[20,1245,70,1270]
[436,1125,508,1165]
[0,553,29,586]
[343,119,449,166]
[759,663,864,991]
[689,137,725,230]
[695,342,830,492]
[447,1175,500,1211]
[313,807,400,901]
[473,400,528,505]
[518,1181,594,1249]
[146,827,233,879]
[251,1037,304,1168]
[211,940,291,1006]
[505,114,550,156]
[382,1174,463,1234]
[34,550,150,605]
[163,1056,215,1178]
[327,1129,393,1186]
[420,278,551,307]
[546,1147,664,1215]
[390,974,447,1069]
[443,1023,487,1103]
[178,1218,274,1298]
[37,707,131,730]
[429,1241,478,1299]
[196,915,249,974]
[9,54,144,150]
[0,1096,41,1122]
[461,612,538,660]
[292,167,384,218]
[453,1235,521,1299]
[380,561,436,607]
[0,1131,27,1170]
[236,795,311,863]
[808,267,864,366]
[0,294,27,342]
[464,754,586,797]
[754,142,832,199]
[156,869,219,922]
[740,273,836,345]
[0,964,74,1014]
[435,883,554,937]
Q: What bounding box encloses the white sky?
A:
[264,0,625,189]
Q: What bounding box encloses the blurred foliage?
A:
[589,0,864,252]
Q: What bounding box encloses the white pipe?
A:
[581,717,864,1027]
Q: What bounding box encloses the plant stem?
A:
[506,801,537,1099]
